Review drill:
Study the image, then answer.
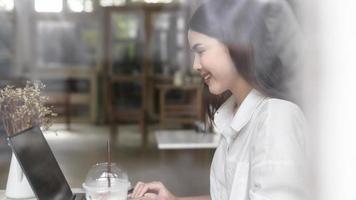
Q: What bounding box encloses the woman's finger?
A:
[137,197,153,200]
[144,192,158,199]
[132,181,165,198]
[131,182,141,197]
[144,181,165,192]
[128,197,152,200]
[137,184,149,197]
[133,182,143,191]
[132,182,144,197]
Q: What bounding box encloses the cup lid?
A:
[84,162,130,189]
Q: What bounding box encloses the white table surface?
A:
[0,188,84,199]
[155,130,220,150]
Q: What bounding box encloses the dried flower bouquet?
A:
[0,81,57,136]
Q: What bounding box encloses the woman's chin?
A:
[208,85,224,95]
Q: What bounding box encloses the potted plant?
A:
[0,81,57,199]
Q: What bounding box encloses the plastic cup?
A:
[83,163,130,200]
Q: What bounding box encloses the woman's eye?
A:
[197,50,205,55]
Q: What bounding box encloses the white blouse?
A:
[210,89,309,200]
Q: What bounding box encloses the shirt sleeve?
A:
[249,102,310,200]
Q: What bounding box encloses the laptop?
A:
[6,126,85,200]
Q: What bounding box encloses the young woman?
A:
[130,0,308,199]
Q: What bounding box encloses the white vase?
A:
[5,153,35,199]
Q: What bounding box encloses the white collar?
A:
[214,89,266,139]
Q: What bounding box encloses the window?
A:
[110,13,143,74]
[36,20,98,67]
[151,11,187,74]
[100,0,126,7]
[0,12,14,76]
[0,0,13,11]
[131,0,175,3]
[67,0,93,12]
[35,0,63,13]
[100,0,177,6]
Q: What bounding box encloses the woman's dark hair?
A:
[188,0,297,124]
[201,45,258,124]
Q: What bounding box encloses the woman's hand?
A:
[129,181,177,200]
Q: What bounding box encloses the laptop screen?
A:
[8,126,74,200]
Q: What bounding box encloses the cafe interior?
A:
[0,0,215,197]
[1,0,356,199]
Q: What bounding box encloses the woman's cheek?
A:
[199,56,209,70]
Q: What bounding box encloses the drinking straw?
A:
[107,140,111,188]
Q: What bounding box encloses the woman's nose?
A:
[192,56,202,71]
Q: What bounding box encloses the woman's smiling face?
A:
[188,30,239,95]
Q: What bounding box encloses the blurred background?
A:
[0,0,213,196]
[0,0,356,199]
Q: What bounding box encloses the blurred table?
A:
[0,188,84,199]
[155,130,220,150]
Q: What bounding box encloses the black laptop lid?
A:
[7,126,74,200]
